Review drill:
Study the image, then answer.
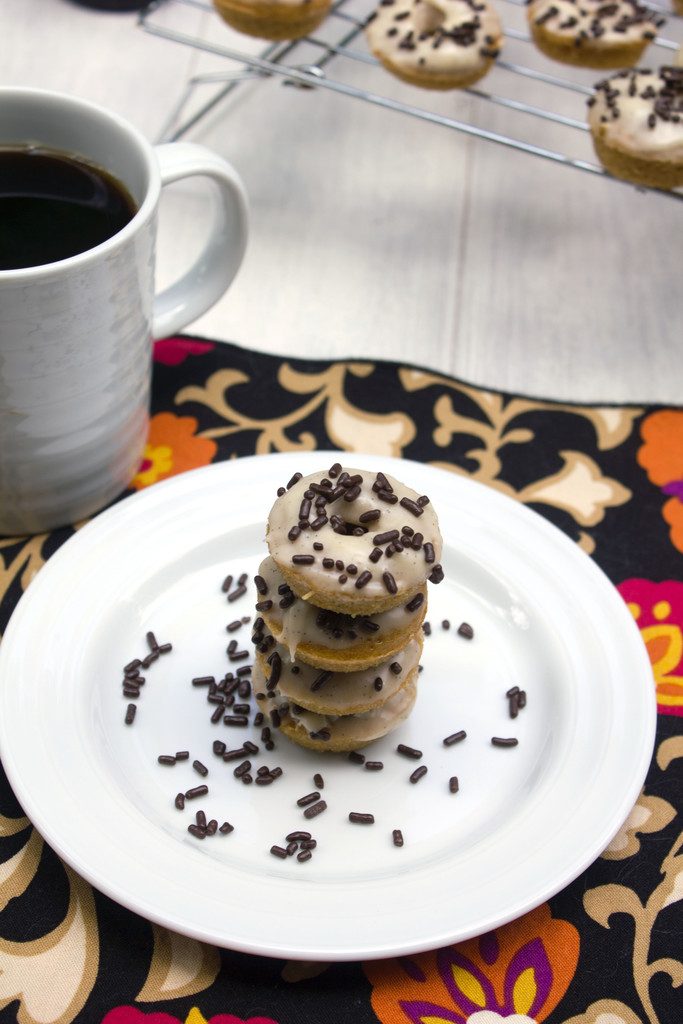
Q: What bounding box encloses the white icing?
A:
[588,69,683,161]
[527,0,663,46]
[254,660,418,744]
[366,0,502,78]
[259,635,421,714]
[266,466,442,603]
[257,556,424,660]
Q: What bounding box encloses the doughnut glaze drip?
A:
[257,556,425,660]
[257,635,422,715]
[254,666,419,748]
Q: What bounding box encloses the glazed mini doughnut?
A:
[266,464,444,616]
[212,0,331,41]
[254,556,427,670]
[588,66,683,189]
[365,0,503,90]
[254,667,418,753]
[254,635,422,717]
[526,0,665,70]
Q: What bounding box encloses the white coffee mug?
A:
[0,88,248,536]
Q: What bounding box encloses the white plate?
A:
[0,453,655,960]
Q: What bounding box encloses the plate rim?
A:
[0,452,656,960]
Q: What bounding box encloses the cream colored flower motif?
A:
[586,408,642,451]
[176,363,414,458]
[468,1013,537,1024]
[602,791,676,860]
[325,399,415,456]
[0,867,99,1024]
[516,452,630,528]
[663,866,683,909]
[281,960,331,982]
[561,998,644,1024]
[136,925,220,1001]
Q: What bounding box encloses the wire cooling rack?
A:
[140,0,683,200]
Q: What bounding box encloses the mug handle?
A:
[151,142,249,340]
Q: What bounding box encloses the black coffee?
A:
[0,147,137,271]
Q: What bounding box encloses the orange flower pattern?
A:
[618,578,683,717]
[131,412,217,491]
[637,410,683,555]
[364,904,580,1024]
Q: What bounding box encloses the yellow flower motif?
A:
[134,444,173,488]
[130,413,217,491]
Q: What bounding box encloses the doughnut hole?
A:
[413,0,446,35]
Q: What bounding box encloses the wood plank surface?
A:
[3,0,681,403]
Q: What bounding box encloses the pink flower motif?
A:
[101,1009,279,1024]
[618,578,683,717]
[153,337,215,366]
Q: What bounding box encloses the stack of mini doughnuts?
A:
[251,463,444,753]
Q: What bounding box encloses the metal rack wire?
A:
[140,0,683,200]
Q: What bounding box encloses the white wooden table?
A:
[3,0,682,403]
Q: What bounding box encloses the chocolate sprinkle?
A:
[397,743,422,759]
[399,497,424,517]
[457,622,474,639]
[383,571,398,595]
[349,812,374,824]
[356,570,373,589]
[185,785,208,799]
[444,730,467,746]
[449,776,460,794]
[492,737,519,747]
[297,791,320,806]
[393,829,404,847]
[304,799,327,820]
[311,670,333,692]
[410,765,428,784]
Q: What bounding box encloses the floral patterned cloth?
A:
[0,336,680,1024]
